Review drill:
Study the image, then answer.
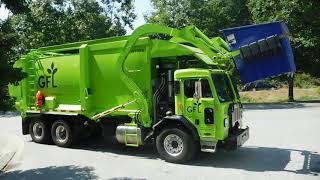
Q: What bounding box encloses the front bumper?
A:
[221,126,249,150]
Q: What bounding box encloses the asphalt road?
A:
[0,103,320,180]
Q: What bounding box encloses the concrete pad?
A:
[0,134,24,171]
[0,104,320,179]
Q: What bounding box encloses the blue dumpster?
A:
[222,21,296,84]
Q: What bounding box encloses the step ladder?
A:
[24,56,37,108]
[124,123,139,147]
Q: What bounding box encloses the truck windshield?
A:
[211,74,234,102]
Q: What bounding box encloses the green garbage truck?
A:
[9,23,294,163]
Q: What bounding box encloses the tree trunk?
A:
[288,73,294,102]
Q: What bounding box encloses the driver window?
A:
[184,79,196,98]
[202,79,213,98]
[184,79,213,98]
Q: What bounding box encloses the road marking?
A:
[284,150,305,172]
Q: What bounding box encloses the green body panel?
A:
[38,55,81,104]
[9,24,243,143]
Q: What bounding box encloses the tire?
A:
[156,128,197,163]
[51,120,77,147]
[29,119,51,144]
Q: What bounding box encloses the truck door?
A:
[183,79,215,136]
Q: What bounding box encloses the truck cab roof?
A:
[174,69,226,79]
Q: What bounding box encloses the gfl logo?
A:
[186,101,202,113]
[38,62,58,88]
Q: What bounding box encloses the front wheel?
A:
[156,128,197,163]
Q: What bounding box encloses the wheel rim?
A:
[55,125,68,143]
[163,134,184,157]
[32,122,44,140]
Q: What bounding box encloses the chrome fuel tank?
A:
[115,125,144,145]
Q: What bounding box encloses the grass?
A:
[240,88,320,103]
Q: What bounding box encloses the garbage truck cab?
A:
[172,69,248,153]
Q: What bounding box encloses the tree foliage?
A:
[10,0,136,55]
[248,0,320,77]
[0,0,29,111]
[147,0,251,37]
[0,0,29,14]
[0,20,27,111]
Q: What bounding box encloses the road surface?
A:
[0,103,319,180]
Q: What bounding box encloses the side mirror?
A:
[194,79,202,100]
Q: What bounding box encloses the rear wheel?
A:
[29,119,51,144]
[156,128,197,163]
[51,120,76,147]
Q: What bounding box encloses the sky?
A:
[0,0,152,34]
[130,0,153,33]
[0,4,10,20]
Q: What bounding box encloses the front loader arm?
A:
[116,24,236,125]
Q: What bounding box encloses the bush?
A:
[317,87,320,95]
[249,73,320,89]
[240,95,256,103]
[294,73,320,88]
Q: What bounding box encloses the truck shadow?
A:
[1,163,146,180]
[0,165,98,180]
[74,138,320,176]
[193,146,320,176]
[74,137,159,160]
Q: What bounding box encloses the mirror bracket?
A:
[194,79,202,100]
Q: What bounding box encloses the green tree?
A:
[10,0,136,55]
[147,0,251,37]
[0,0,29,14]
[247,0,320,77]
[0,0,28,111]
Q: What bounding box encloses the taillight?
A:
[36,90,44,107]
